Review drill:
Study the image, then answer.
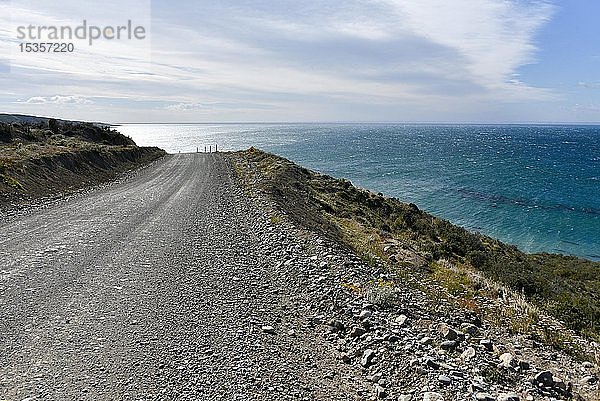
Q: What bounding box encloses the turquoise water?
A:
[117,123,600,260]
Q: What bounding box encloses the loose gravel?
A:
[1,152,598,401]
[0,154,366,400]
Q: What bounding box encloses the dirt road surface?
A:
[0,154,361,400]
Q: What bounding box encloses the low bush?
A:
[239,149,600,341]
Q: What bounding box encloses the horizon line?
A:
[112,121,600,126]
[3,113,600,126]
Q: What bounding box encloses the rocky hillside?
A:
[231,148,600,401]
[0,116,165,207]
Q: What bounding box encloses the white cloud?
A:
[572,103,600,113]
[164,102,207,111]
[377,0,555,92]
[20,95,93,104]
[0,0,558,122]
[168,1,554,102]
[578,81,600,89]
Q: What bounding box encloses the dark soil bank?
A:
[0,146,165,206]
[0,115,166,207]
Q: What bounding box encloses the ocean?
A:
[117,123,600,261]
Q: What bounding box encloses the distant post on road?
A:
[215,144,218,153]
[204,146,206,153]
[209,145,212,153]
[196,147,198,153]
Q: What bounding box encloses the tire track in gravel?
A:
[0,153,364,400]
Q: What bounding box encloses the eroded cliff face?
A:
[0,146,165,206]
[0,117,166,207]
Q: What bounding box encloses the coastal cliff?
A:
[233,147,600,399]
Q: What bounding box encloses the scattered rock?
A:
[580,375,598,386]
[375,384,387,398]
[395,314,408,326]
[329,319,345,333]
[425,358,440,370]
[479,339,493,351]
[582,361,594,369]
[422,392,444,401]
[553,378,569,392]
[420,336,433,345]
[460,323,479,336]
[361,349,376,368]
[438,374,452,385]
[470,382,486,393]
[499,352,515,368]
[498,393,520,401]
[386,334,400,343]
[440,340,457,351]
[437,323,458,340]
[533,370,554,388]
[369,372,383,383]
[350,326,366,338]
[461,347,476,361]
[475,393,495,401]
[518,360,530,371]
[261,325,276,334]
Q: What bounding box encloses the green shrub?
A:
[239,148,600,341]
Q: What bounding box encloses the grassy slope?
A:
[0,119,165,205]
[235,148,600,347]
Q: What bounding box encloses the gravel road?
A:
[0,153,363,400]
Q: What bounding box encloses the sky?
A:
[0,0,599,123]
